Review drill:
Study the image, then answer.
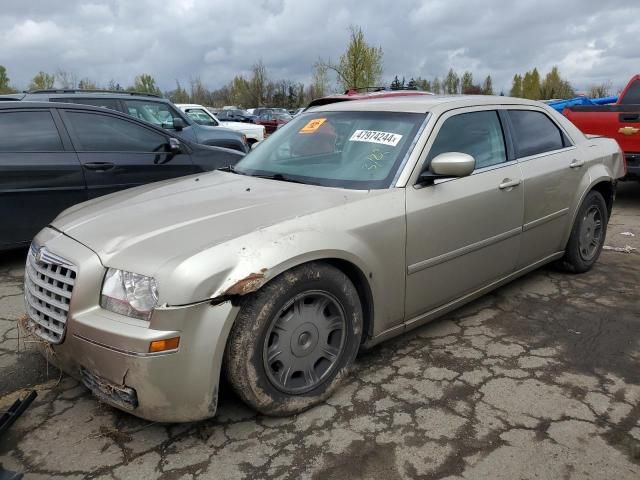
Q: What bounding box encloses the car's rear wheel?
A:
[559,190,608,273]
[224,262,363,415]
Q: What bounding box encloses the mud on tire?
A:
[223,262,363,416]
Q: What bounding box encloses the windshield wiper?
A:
[253,173,313,185]
[218,165,245,175]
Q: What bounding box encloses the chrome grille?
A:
[24,245,77,344]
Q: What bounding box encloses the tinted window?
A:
[620,80,640,105]
[508,110,564,157]
[427,111,506,169]
[65,112,167,152]
[0,111,63,152]
[56,98,120,111]
[123,100,184,129]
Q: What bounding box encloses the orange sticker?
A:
[299,118,327,133]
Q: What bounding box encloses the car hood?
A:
[52,171,370,271]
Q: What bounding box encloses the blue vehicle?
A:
[545,96,618,113]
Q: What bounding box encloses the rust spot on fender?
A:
[223,271,266,296]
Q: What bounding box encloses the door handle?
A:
[569,159,585,169]
[84,162,115,171]
[499,178,521,190]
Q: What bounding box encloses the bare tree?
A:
[55,69,78,89]
[587,81,613,98]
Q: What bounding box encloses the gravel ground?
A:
[0,182,638,480]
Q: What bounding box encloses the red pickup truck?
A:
[564,75,640,178]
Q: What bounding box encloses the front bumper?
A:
[28,228,240,422]
[624,153,640,177]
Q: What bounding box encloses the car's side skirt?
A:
[365,251,565,348]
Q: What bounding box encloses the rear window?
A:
[508,110,566,158]
[620,80,640,105]
[0,111,63,152]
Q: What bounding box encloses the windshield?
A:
[123,100,190,129]
[185,108,217,126]
[234,111,426,189]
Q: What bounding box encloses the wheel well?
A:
[324,259,374,344]
[591,181,614,217]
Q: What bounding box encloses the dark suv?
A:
[0,101,244,250]
[0,90,249,153]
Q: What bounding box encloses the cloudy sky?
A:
[1,0,639,94]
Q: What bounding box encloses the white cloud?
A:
[0,0,638,93]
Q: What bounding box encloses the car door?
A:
[0,108,86,248]
[505,109,581,269]
[60,109,196,198]
[404,109,524,321]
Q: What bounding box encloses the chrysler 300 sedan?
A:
[23,96,625,422]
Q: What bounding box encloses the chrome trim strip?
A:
[523,208,570,232]
[407,226,522,275]
[516,146,577,163]
[74,333,179,357]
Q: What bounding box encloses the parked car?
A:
[0,101,243,250]
[0,90,249,153]
[176,103,265,144]
[216,109,258,124]
[25,96,623,422]
[256,110,293,134]
[252,107,289,118]
[563,75,639,179]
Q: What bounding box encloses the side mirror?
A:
[169,137,182,153]
[418,152,475,186]
[172,118,185,131]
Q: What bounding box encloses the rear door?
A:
[506,109,582,268]
[59,109,196,198]
[0,108,86,248]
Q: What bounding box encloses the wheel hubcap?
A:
[578,205,603,261]
[263,291,347,394]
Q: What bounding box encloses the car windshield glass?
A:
[234,111,426,189]
[186,109,216,126]
[123,100,189,129]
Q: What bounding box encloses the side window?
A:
[427,111,507,169]
[620,80,640,105]
[508,110,565,158]
[64,111,168,152]
[122,100,183,129]
[56,98,120,112]
[0,111,63,152]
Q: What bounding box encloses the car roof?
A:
[309,95,548,114]
[306,89,433,109]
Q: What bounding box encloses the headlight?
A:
[100,268,158,321]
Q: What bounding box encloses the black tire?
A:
[559,190,608,273]
[224,262,363,416]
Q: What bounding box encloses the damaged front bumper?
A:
[27,228,240,423]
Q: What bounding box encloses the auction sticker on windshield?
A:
[299,118,327,133]
[349,130,403,146]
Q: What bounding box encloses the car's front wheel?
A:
[560,190,608,273]
[224,262,363,415]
